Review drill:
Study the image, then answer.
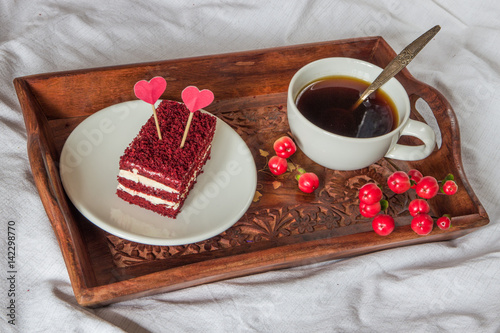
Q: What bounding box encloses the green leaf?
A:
[380,199,389,211]
[443,173,454,182]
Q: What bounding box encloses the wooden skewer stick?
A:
[180,112,194,148]
[152,104,162,140]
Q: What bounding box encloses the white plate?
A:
[59,100,256,246]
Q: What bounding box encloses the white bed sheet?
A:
[1,1,499,332]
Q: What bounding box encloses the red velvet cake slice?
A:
[116,100,217,218]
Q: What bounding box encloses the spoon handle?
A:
[352,25,441,110]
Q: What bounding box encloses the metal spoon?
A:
[350,25,441,111]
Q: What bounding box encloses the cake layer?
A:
[117,184,179,207]
[117,189,181,218]
[118,145,211,200]
[116,99,216,218]
[117,154,207,218]
[117,178,180,202]
[117,147,211,203]
[118,169,180,194]
[118,100,216,189]
[119,143,213,195]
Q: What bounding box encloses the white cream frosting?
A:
[118,169,179,193]
[117,184,180,209]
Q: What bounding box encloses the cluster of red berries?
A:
[359,169,458,236]
[268,136,319,193]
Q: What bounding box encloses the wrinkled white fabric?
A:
[1,1,500,332]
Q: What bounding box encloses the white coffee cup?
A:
[287,57,436,171]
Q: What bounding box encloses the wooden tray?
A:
[14,37,489,307]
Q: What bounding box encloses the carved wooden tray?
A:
[14,37,489,307]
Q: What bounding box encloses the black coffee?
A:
[295,76,398,138]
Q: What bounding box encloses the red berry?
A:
[387,171,411,194]
[360,201,381,218]
[273,136,297,158]
[359,183,383,205]
[268,156,287,175]
[408,199,430,217]
[416,176,439,199]
[372,214,395,236]
[297,172,319,193]
[411,214,433,235]
[436,216,451,230]
[442,180,458,195]
[408,169,423,189]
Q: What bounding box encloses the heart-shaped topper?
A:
[134,76,167,105]
[179,86,215,148]
[181,86,214,113]
[134,76,167,140]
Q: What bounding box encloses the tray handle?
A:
[407,80,460,168]
[406,79,489,219]
[28,135,59,211]
[28,131,99,299]
[15,77,62,209]
[14,78,98,294]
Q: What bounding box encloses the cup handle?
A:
[385,119,436,161]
